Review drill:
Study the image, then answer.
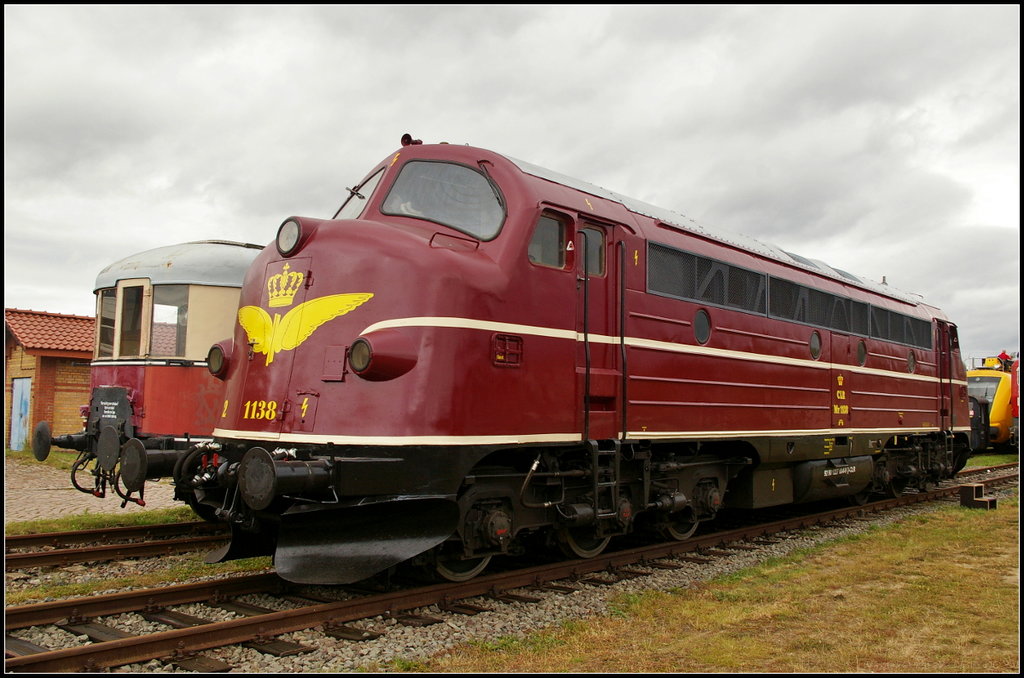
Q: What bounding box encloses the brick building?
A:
[5,309,95,451]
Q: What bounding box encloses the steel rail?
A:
[4,521,225,551]
[4,534,228,570]
[5,573,282,630]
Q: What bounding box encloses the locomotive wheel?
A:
[662,515,700,541]
[952,449,972,474]
[557,527,611,559]
[435,555,492,582]
[847,487,872,506]
[884,478,909,498]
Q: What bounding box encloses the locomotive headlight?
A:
[349,338,373,373]
[207,340,232,379]
[276,219,302,256]
[348,330,417,381]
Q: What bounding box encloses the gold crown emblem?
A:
[267,263,304,307]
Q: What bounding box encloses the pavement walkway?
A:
[4,455,180,525]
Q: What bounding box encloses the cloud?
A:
[4,4,1019,362]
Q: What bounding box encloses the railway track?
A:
[5,468,1016,673]
[4,521,227,571]
[5,463,1015,571]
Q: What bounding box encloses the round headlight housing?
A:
[347,330,418,381]
[348,338,373,373]
[207,341,231,379]
[276,219,302,256]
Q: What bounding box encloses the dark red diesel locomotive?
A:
[94,136,975,584]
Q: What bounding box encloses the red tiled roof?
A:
[5,308,95,354]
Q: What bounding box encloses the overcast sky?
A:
[4,4,1019,363]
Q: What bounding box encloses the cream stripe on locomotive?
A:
[91,360,212,367]
[213,316,967,445]
[211,429,584,446]
[360,316,967,386]
[628,426,972,441]
[211,426,971,447]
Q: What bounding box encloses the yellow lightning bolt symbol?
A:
[301,397,309,418]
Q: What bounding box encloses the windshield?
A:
[968,375,1002,401]
[381,160,505,240]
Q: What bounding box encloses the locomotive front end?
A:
[184,150,515,584]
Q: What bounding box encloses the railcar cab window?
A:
[119,285,144,356]
[97,288,116,357]
[95,282,193,360]
[381,161,505,240]
[150,285,189,357]
[335,168,385,220]
[528,214,567,268]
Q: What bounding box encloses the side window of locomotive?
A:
[96,288,116,358]
[150,285,189,357]
[334,168,385,220]
[581,227,605,276]
[381,161,505,240]
[119,285,145,357]
[528,215,567,269]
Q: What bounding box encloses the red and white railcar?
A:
[35,240,262,513]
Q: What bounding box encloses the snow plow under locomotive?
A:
[42,137,977,584]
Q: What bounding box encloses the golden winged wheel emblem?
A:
[238,293,374,365]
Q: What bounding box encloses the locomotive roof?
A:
[502,154,923,307]
[94,240,264,291]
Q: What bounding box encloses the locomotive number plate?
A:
[242,399,280,421]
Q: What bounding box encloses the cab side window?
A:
[96,288,116,358]
[528,214,567,269]
[119,285,145,357]
[335,168,385,220]
[150,285,189,357]
[581,226,605,276]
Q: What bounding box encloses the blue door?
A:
[9,377,31,450]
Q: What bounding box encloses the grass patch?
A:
[424,493,1020,674]
[965,451,1018,468]
[4,506,197,537]
[479,629,570,655]
[6,447,81,472]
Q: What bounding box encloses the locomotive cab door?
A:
[575,220,623,441]
[936,321,958,432]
